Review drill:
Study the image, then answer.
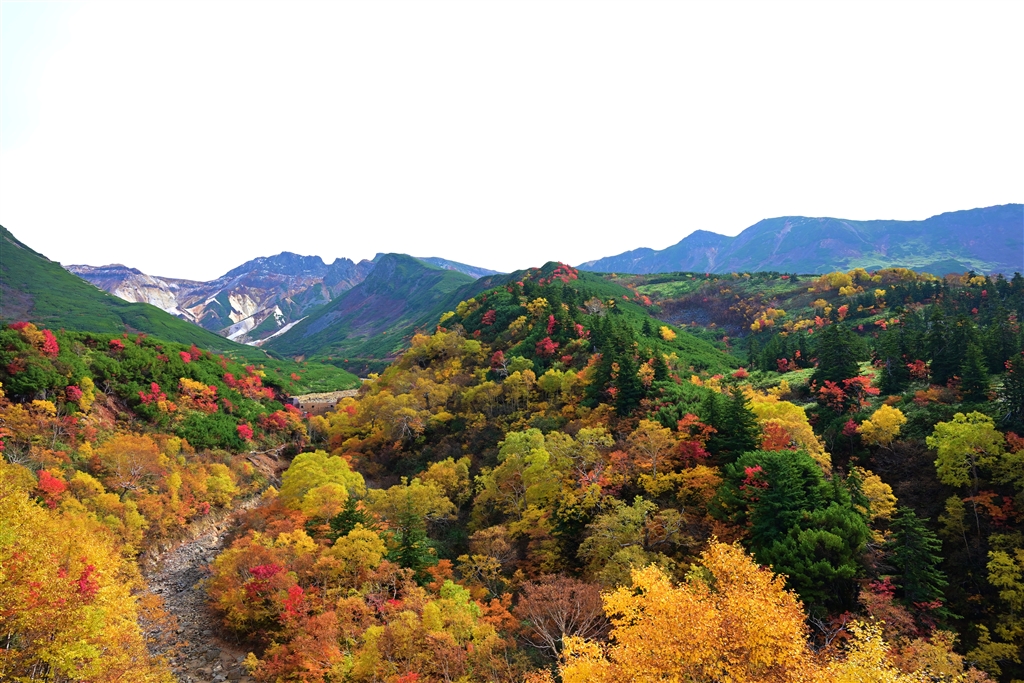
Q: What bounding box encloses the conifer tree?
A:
[959,342,990,402]
[811,323,861,386]
[887,506,948,607]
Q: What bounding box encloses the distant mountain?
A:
[66,252,500,346]
[580,204,1024,276]
[266,254,502,374]
[414,256,502,279]
[67,252,376,345]
[1,226,270,357]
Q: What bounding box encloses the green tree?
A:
[887,507,948,607]
[811,323,861,386]
[713,450,870,614]
[706,388,759,463]
[959,342,990,402]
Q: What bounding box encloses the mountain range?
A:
[579,204,1023,276]
[67,253,498,346]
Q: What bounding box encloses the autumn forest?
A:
[3,251,1024,683]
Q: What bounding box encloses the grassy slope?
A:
[268,254,500,372]
[0,226,359,391]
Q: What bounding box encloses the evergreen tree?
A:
[1001,352,1024,431]
[887,507,948,607]
[389,503,436,584]
[811,323,861,386]
[328,497,370,541]
[641,318,654,338]
[651,352,669,382]
[712,450,870,615]
[959,342,990,402]
[614,352,644,416]
[706,388,759,463]
[876,329,910,394]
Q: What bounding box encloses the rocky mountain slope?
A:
[67,253,376,345]
[580,204,1023,276]
[67,253,499,346]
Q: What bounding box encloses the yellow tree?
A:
[562,540,814,683]
[859,405,908,448]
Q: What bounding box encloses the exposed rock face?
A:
[67,253,376,345]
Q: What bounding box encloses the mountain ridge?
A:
[580,204,1024,275]
[66,252,499,346]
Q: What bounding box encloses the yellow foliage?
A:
[859,405,907,447]
[747,391,831,471]
[855,467,898,522]
[659,326,677,341]
[561,541,814,683]
[526,297,550,317]
[31,399,57,417]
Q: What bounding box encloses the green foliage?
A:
[887,507,948,608]
[714,450,870,614]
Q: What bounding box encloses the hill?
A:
[266,253,497,373]
[580,204,1024,275]
[0,225,359,392]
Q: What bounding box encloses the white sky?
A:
[1,1,1021,281]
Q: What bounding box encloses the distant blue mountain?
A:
[579,204,1023,276]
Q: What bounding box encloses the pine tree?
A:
[389,503,436,584]
[959,342,989,402]
[706,388,759,463]
[615,352,644,416]
[876,329,910,394]
[887,507,948,607]
[329,497,370,541]
[811,323,861,386]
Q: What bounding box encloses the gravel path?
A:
[142,504,260,683]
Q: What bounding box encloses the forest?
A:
[2,261,1024,682]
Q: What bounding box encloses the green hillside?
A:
[0,225,358,392]
[267,253,497,373]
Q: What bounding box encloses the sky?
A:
[1,1,1022,281]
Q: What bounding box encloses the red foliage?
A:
[1007,432,1024,453]
[907,359,929,379]
[482,309,497,326]
[547,314,557,334]
[76,562,99,601]
[843,419,860,437]
[535,337,559,357]
[761,423,795,451]
[65,385,82,402]
[259,411,290,433]
[290,373,301,381]
[179,351,192,364]
[283,584,305,618]
[138,382,167,405]
[237,423,254,441]
[36,470,67,508]
[9,321,30,331]
[732,367,749,379]
[575,323,589,338]
[776,358,790,373]
[41,329,59,357]
[109,338,125,352]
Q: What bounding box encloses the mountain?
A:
[266,254,502,373]
[414,256,502,279]
[67,252,377,345]
[1,225,260,353]
[0,225,360,390]
[580,204,1024,276]
[66,253,500,346]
